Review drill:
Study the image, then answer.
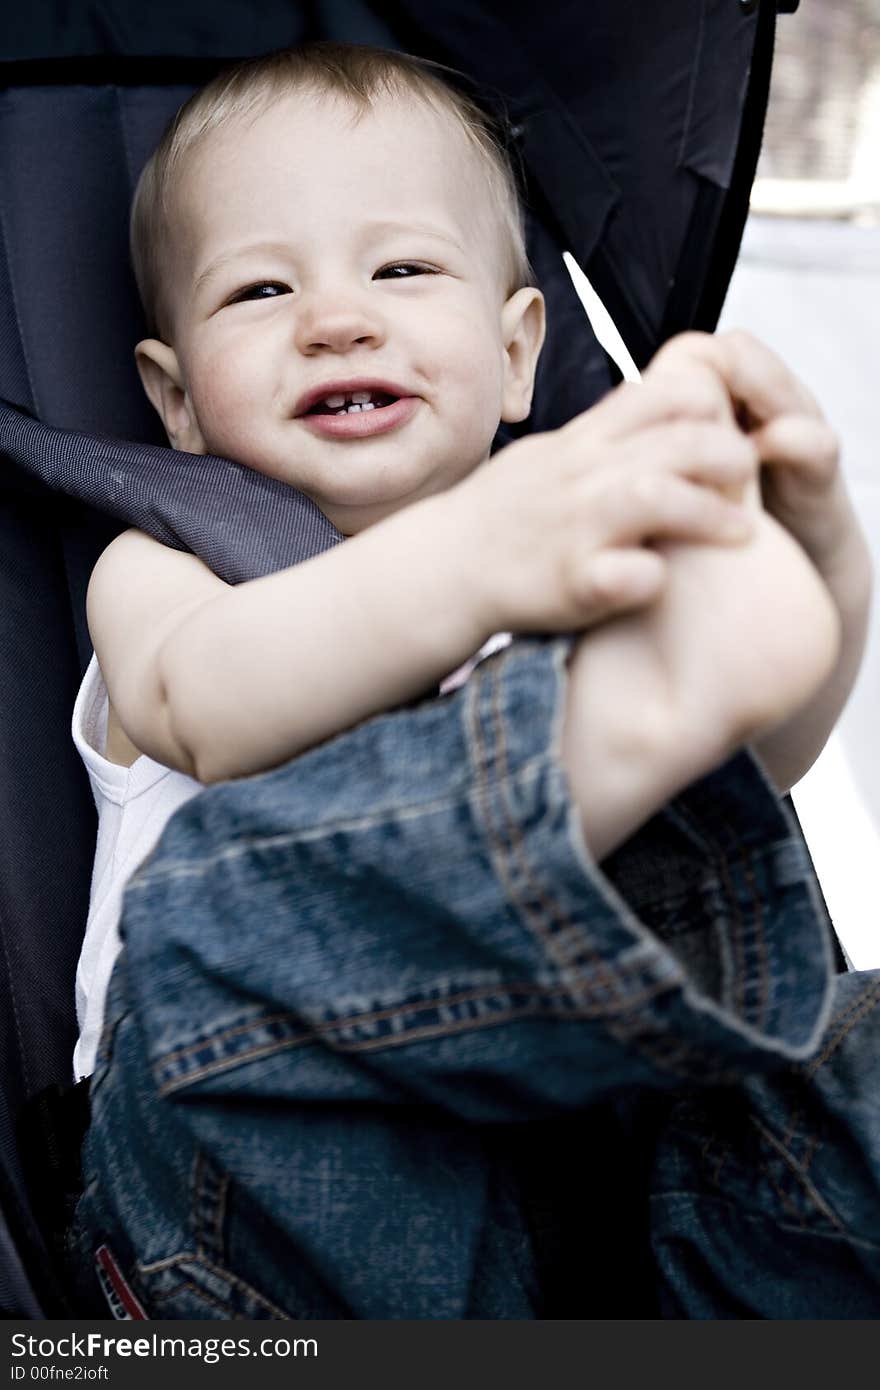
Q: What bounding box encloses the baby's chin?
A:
[313,493,417,537]
[304,470,460,536]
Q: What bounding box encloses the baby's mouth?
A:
[306,389,399,416]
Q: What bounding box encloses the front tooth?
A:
[346,403,363,413]
[324,393,347,408]
[351,390,372,404]
[361,401,375,411]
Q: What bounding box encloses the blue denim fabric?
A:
[648,968,880,1317]
[67,637,877,1318]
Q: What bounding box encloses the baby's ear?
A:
[134,340,206,453]
[500,288,546,424]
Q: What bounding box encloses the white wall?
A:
[720,216,880,967]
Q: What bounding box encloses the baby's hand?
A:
[650,330,866,578]
[453,367,760,636]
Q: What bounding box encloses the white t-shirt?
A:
[70,654,202,1079]
[70,632,512,1080]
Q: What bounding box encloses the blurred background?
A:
[719,1,880,966]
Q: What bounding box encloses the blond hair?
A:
[130,41,531,341]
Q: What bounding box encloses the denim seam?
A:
[486,652,806,1076]
[136,1252,292,1319]
[652,1188,880,1254]
[716,850,748,1022]
[672,783,772,1034]
[715,844,772,1033]
[742,853,770,1031]
[155,977,664,1070]
[129,774,546,887]
[146,1277,236,1318]
[778,978,880,1156]
[153,982,678,1096]
[749,1115,845,1233]
[473,653,754,1081]
[776,978,880,1191]
[466,652,637,1021]
[486,655,623,1004]
[803,977,880,1080]
[192,1151,228,1265]
[763,1166,807,1228]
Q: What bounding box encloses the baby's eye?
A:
[373,263,438,280]
[227,282,291,304]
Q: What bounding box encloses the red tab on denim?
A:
[95,1244,148,1319]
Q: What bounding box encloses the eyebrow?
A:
[193,240,294,297]
[193,221,466,295]
[360,219,465,253]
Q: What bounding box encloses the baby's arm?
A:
[88,372,757,790]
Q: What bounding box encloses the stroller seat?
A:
[0,0,793,1316]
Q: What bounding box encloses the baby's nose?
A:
[295,294,385,355]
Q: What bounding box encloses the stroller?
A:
[0,0,812,1317]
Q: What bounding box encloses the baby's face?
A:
[146,91,543,534]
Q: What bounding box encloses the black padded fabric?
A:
[0,0,784,1314]
[388,0,764,363]
[0,83,199,438]
[0,401,344,587]
[0,482,100,1125]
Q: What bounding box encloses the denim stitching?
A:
[192,1151,228,1264]
[715,842,773,1033]
[742,851,770,1032]
[154,983,677,1096]
[715,850,748,1021]
[487,655,622,1004]
[777,979,880,1186]
[778,979,880,1156]
[762,1164,808,1228]
[131,779,542,887]
[463,662,527,922]
[471,653,768,1083]
[192,1152,206,1255]
[800,1132,820,1178]
[803,978,880,1079]
[466,652,630,1020]
[138,1253,292,1319]
[749,1116,844,1232]
[147,1278,237,1317]
[156,978,648,1070]
[139,1250,198,1274]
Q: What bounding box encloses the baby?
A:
[73,42,861,1081]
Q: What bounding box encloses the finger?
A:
[664,330,822,426]
[596,471,755,547]
[580,547,668,618]
[621,420,758,493]
[640,360,735,426]
[568,368,731,442]
[751,413,840,485]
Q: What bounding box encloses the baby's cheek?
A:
[192,360,257,458]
